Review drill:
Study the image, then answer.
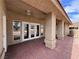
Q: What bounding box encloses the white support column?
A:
[57,20,64,39]
[44,13,56,49]
[61,20,65,37]
[0,0,6,59]
[64,23,69,36]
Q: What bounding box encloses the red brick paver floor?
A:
[5,37,74,59]
[71,37,79,59]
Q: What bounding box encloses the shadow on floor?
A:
[5,37,73,59]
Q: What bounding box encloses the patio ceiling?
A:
[5,0,48,19]
[21,0,55,13]
[21,0,72,24]
[5,0,72,24]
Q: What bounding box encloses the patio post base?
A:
[44,39,56,49]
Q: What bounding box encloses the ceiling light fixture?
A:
[25,10,32,16]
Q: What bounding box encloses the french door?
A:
[22,22,29,41]
[29,23,40,39]
[22,22,40,41]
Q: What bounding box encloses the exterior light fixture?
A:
[25,10,32,16]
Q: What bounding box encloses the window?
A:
[30,25,35,37]
[24,24,29,39]
[36,25,40,36]
[69,27,78,29]
[40,25,44,36]
[13,21,21,40]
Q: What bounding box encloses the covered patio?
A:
[5,0,71,49]
[5,37,73,59]
[0,0,72,59]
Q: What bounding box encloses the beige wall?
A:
[0,2,3,57]
[7,10,45,45]
[0,0,6,59]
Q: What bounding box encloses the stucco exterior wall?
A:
[0,0,6,59]
[0,3,3,58]
[7,10,45,45]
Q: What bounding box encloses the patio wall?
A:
[7,10,45,45]
[0,0,6,59]
[0,2,3,58]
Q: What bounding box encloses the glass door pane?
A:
[22,22,29,41]
[36,25,40,36]
[24,24,29,39]
[30,24,35,38]
[13,21,21,40]
[40,25,44,36]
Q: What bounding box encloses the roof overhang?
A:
[51,0,72,25]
